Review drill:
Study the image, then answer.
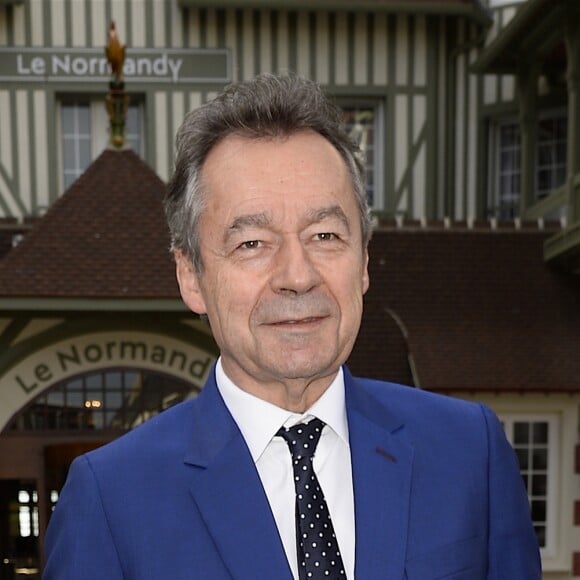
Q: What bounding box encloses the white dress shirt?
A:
[215,359,355,580]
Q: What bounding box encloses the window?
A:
[536,115,567,199]
[489,112,567,219]
[0,481,40,574]
[501,415,558,555]
[8,369,198,432]
[17,488,39,539]
[59,97,144,190]
[340,101,383,210]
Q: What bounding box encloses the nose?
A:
[270,237,322,295]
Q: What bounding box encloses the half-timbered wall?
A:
[0,0,485,223]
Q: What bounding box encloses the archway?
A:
[0,363,211,578]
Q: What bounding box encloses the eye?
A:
[237,240,261,250]
[315,233,338,241]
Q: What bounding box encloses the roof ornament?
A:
[105,21,129,149]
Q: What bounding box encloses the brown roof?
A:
[0,149,178,299]
[348,226,580,393]
[1,156,578,392]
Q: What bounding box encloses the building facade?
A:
[0,0,579,577]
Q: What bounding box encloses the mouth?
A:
[267,316,327,327]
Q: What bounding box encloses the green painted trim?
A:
[366,12,373,86]
[0,146,21,214]
[45,90,59,206]
[178,0,492,26]
[407,16,415,214]
[347,12,354,88]
[287,10,298,75]
[328,11,336,85]
[461,22,470,219]
[543,220,580,265]
[309,12,317,81]
[27,91,38,213]
[385,14,397,213]
[472,0,569,73]
[166,0,175,48]
[145,0,155,47]
[444,19,457,217]
[8,88,25,214]
[65,0,73,47]
[393,124,427,210]
[0,317,28,350]
[475,71,488,219]
[125,0,134,48]
[5,5,14,45]
[425,16,438,219]
[0,298,189,312]
[523,184,566,220]
[253,9,261,76]
[237,9,246,79]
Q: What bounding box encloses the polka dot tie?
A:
[277,418,346,579]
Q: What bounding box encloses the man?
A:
[44,74,541,579]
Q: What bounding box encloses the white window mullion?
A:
[500,414,558,557]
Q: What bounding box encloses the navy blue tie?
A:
[278,418,346,579]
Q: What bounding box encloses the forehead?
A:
[199,130,357,220]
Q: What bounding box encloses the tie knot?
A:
[277,417,325,460]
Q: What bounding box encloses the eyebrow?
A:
[223,205,351,245]
[224,212,272,245]
[307,205,351,233]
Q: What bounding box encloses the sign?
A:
[0,331,217,431]
[0,47,231,84]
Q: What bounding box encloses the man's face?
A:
[176,130,369,402]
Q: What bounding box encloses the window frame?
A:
[499,413,559,558]
[488,109,567,219]
[56,95,145,192]
[337,98,385,211]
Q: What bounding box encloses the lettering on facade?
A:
[0,48,230,84]
[13,339,213,394]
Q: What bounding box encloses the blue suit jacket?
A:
[44,367,541,579]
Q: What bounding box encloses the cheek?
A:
[209,273,260,326]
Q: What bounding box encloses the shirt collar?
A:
[215,358,349,463]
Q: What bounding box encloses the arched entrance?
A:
[0,366,205,579]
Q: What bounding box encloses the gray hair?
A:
[165,73,372,272]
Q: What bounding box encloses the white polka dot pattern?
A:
[278,418,346,580]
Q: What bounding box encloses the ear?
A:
[362,248,370,295]
[174,250,208,315]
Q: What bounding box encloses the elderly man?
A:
[44,74,541,579]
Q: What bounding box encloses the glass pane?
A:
[46,390,65,406]
[341,104,377,207]
[537,169,552,192]
[514,423,529,444]
[538,145,554,167]
[61,106,75,134]
[531,500,546,522]
[66,391,83,408]
[8,369,198,432]
[78,138,91,167]
[532,449,548,470]
[500,124,519,146]
[531,474,547,496]
[532,422,548,444]
[77,104,91,134]
[515,448,529,470]
[534,525,546,547]
[62,139,77,169]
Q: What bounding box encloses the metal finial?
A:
[105,21,129,148]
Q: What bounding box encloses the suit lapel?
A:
[345,370,414,579]
[184,373,293,580]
